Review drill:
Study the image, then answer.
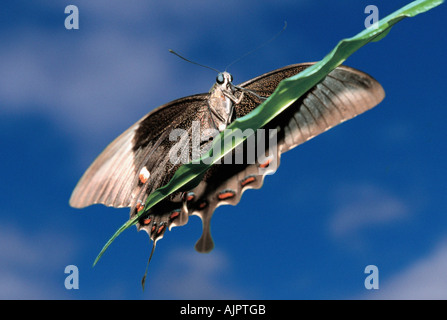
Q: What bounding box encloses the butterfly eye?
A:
[216,73,224,84]
[229,74,233,82]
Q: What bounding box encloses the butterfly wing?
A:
[71,62,385,255]
[69,93,211,209]
[239,63,385,151]
[145,63,385,252]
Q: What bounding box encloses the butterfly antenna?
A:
[141,240,157,291]
[169,49,220,73]
[225,21,287,71]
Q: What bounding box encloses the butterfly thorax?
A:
[207,72,244,132]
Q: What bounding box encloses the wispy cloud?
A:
[363,238,447,299]
[329,183,409,238]
[148,248,244,299]
[0,222,78,299]
[0,29,168,134]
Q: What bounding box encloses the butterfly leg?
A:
[223,90,245,105]
[223,90,245,125]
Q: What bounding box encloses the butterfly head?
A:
[215,72,234,89]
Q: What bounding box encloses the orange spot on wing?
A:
[157,224,165,234]
[169,210,180,220]
[136,202,144,212]
[218,190,235,200]
[241,175,256,187]
[183,192,195,202]
[139,167,150,184]
[198,201,208,209]
[259,158,272,168]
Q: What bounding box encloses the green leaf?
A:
[93,0,444,266]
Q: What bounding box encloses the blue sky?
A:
[0,0,446,299]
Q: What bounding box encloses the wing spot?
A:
[142,216,152,225]
[259,158,272,168]
[198,200,208,209]
[139,166,150,184]
[169,209,181,221]
[136,200,144,212]
[183,192,195,202]
[157,223,166,235]
[218,189,236,200]
[241,175,256,187]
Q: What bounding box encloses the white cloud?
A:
[0,29,168,132]
[0,272,44,300]
[329,183,409,238]
[364,239,447,299]
[149,248,243,299]
[0,223,78,299]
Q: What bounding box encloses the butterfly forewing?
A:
[69,94,209,209]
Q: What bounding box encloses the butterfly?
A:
[69,62,384,285]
